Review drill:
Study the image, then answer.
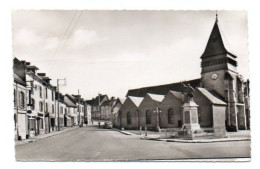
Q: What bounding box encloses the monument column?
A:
[180,83,201,139]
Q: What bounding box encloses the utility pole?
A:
[98,93,101,128]
[57,78,66,131]
[78,89,80,126]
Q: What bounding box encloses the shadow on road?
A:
[82,126,115,131]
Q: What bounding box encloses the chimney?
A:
[25,62,30,65]
[37,73,46,76]
[42,77,51,85]
[111,96,115,100]
[21,60,26,64]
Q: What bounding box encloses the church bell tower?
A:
[200,13,247,131]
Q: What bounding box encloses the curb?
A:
[119,131,133,135]
[143,138,251,143]
[111,128,133,135]
[15,126,79,146]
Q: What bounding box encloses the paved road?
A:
[15,126,250,161]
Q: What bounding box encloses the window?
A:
[146,110,151,124]
[31,99,35,110]
[45,103,48,112]
[168,108,174,124]
[39,86,42,98]
[14,89,16,107]
[30,81,34,94]
[45,88,48,99]
[39,102,43,112]
[60,106,63,114]
[65,108,67,115]
[19,92,25,109]
[127,112,131,124]
[52,91,54,101]
[52,104,54,113]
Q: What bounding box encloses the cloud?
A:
[67,28,109,48]
[13,28,59,51]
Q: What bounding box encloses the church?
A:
[122,15,250,132]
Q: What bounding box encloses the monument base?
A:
[181,100,201,140]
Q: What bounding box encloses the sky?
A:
[12,10,249,100]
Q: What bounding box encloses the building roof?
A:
[168,90,183,100]
[13,73,26,86]
[64,94,77,107]
[92,94,108,106]
[197,87,226,105]
[201,18,236,59]
[147,93,165,103]
[101,99,117,107]
[85,99,94,105]
[26,65,39,70]
[126,78,201,97]
[128,96,144,107]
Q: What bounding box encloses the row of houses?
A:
[86,95,122,122]
[14,57,92,140]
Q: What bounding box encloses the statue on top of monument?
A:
[181,81,195,102]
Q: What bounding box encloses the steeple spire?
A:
[216,10,218,23]
[200,12,236,59]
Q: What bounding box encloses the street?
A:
[15,126,250,161]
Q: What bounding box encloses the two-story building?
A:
[13,58,28,140]
[64,94,78,126]
[90,94,109,120]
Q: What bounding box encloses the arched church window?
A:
[168,108,174,124]
[127,112,131,124]
[146,110,151,124]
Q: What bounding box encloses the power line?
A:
[46,11,79,71]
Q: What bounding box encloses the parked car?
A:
[104,121,113,129]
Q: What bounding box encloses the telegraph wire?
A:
[46,11,79,71]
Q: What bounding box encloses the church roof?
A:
[197,87,226,105]
[201,18,237,59]
[126,78,201,97]
[147,93,165,103]
[169,90,183,100]
[128,96,144,107]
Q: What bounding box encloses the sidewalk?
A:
[15,126,79,146]
[140,136,250,143]
[115,129,251,143]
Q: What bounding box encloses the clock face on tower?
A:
[211,73,218,80]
